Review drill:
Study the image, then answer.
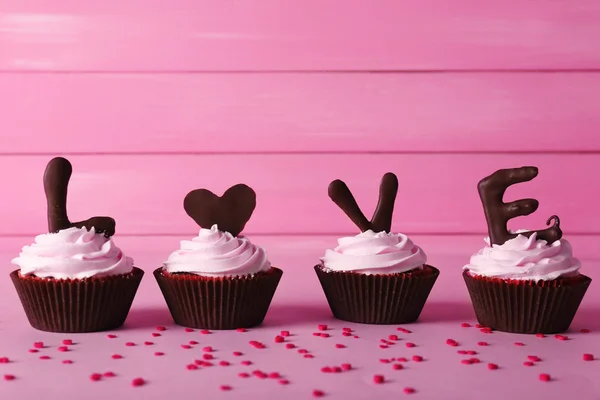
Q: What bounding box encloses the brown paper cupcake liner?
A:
[463,271,592,334]
[314,265,439,324]
[10,267,144,333]
[154,267,283,330]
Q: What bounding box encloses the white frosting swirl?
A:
[463,232,581,281]
[163,225,271,277]
[12,227,134,279]
[320,230,427,275]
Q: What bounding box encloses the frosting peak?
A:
[463,232,581,280]
[320,230,426,275]
[12,227,133,279]
[163,225,271,277]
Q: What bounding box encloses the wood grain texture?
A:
[1,154,598,236]
[2,72,600,154]
[1,0,600,71]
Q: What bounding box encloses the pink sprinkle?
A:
[58,346,69,352]
[236,328,247,333]
[488,363,499,370]
[524,361,535,367]
[286,343,296,349]
[238,373,250,378]
[28,349,38,353]
[203,346,213,352]
[107,334,117,339]
[233,351,243,356]
[304,354,315,359]
[373,374,385,384]
[268,372,281,379]
[461,359,473,365]
[144,341,154,346]
[203,353,214,360]
[278,379,290,385]
[125,342,136,347]
[181,345,192,350]
[39,355,51,360]
[104,371,116,378]
[298,349,309,354]
[184,328,194,332]
[62,360,73,364]
[457,350,468,355]
[112,354,123,359]
[189,340,198,345]
[219,361,230,367]
[154,352,164,356]
[152,333,161,337]
[583,353,594,361]
[539,373,551,382]
[555,334,569,341]
[4,374,16,381]
[461,323,471,328]
[514,342,525,347]
[318,324,328,331]
[477,342,488,347]
[62,339,73,345]
[335,344,346,349]
[536,334,546,338]
[412,355,423,362]
[281,330,290,337]
[581,329,590,333]
[131,378,146,387]
[186,364,198,371]
[0,357,9,364]
[527,355,542,362]
[405,342,416,348]
[156,326,167,331]
[241,360,253,366]
[313,390,325,398]
[219,385,232,391]
[321,366,332,373]
[90,373,103,382]
[388,335,399,341]
[34,342,44,349]
[200,330,211,335]
[341,363,352,371]
[275,336,285,343]
[393,363,404,370]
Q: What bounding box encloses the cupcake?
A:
[463,166,591,334]
[314,172,439,324]
[10,157,143,333]
[154,184,283,330]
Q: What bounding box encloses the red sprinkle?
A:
[412,355,423,362]
[388,335,399,341]
[318,324,328,331]
[181,345,192,350]
[397,327,412,333]
[539,373,551,382]
[405,342,416,348]
[527,355,542,362]
[62,339,73,345]
[203,353,214,360]
[107,334,117,339]
[353,335,360,339]
[580,329,590,333]
[219,361,230,367]
[393,363,404,370]
[125,342,136,347]
[379,345,388,349]
[321,366,332,373]
[397,357,408,362]
[238,373,250,378]
[466,350,477,355]
[104,372,116,378]
[477,342,488,347]
[112,354,123,359]
[514,342,525,347]
[189,340,198,345]
[583,353,594,361]
[203,346,213,352]
[313,390,325,398]
[536,334,546,338]
[34,342,44,349]
[286,343,296,349]
[555,334,569,341]
[298,349,309,354]
[275,336,285,343]
[4,374,16,381]
[373,374,385,384]
[28,349,39,353]
[131,378,146,387]
[39,356,51,360]
[335,344,346,349]
[278,379,290,385]
[461,359,473,365]
[152,333,161,337]
[200,330,211,335]
[281,330,290,337]
[461,323,471,328]
[404,387,416,394]
[203,361,213,367]
[268,372,281,379]
[249,341,266,349]
[220,385,232,391]
[342,332,351,337]
[156,326,166,331]
[241,360,253,366]
[470,358,481,364]
[342,328,352,332]
[475,324,483,328]
[186,364,198,371]
[304,354,315,359]
[144,341,154,346]
[233,351,243,356]
[488,363,499,370]
[524,361,535,367]
[446,339,459,347]
[154,352,164,356]
[62,360,73,364]
[58,346,69,352]
[253,370,268,379]
[236,328,247,333]
[0,357,9,364]
[341,363,352,371]
[380,359,390,364]
[457,350,468,355]
[320,333,330,338]
[90,373,103,381]
[184,328,194,332]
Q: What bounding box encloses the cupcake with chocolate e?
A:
[314,173,439,324]
[10,157,144,333]
[463,166,592,334]
[154,184,283,330]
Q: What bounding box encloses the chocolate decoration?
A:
[328,172,399,233]
[184,184,256,237]
[43,157,116,236]
[477,166,562,245]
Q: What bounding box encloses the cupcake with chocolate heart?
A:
[154,184,283,330]
[10,157,144,333]
[314,173,439,324]
[463,166,592,334]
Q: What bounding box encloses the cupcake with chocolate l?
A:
[315,173,439,324]
[11,157,143,333]
[154,184,283,330]
[463,166,591,334]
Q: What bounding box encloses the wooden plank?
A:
[2,72,600,153]
[1,154,598,236]
[1,0,600,71]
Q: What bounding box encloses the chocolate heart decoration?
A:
[184,184,256,237]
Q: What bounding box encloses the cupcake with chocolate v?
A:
[315,173,439,324]
[154,184,283,330]
[463,166,592,334]
[10,157,143,333]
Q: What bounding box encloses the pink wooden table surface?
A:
[1,236,598,399]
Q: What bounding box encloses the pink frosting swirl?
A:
[320,230,427,275]
[163,225,271,277]
[11,227,133,279]
[463,232,581,280]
